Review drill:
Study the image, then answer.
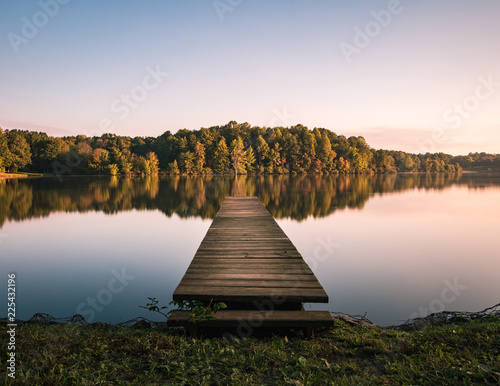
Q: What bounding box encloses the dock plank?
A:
[172,197,329,304]
[167,310,334,328]
[173,286,328,303]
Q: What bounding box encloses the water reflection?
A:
[2,173,500,227]
[2,173,499,325]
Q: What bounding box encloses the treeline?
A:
[0,122,465,175]
[453,153,500,170]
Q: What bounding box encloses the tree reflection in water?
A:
[1,173,499,227]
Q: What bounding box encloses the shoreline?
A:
[5,302,498,330]
[2,313,498,384]
[0,170,476,180]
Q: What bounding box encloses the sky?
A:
[1,0,499,155]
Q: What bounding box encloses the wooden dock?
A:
[168,196,333,335]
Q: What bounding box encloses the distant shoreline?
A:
[0,172,45,179]
[0,170,472,180]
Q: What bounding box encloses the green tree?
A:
[179,151,194,174]
[316,131,335,172]
[255,135,270,167]
[269,143,281,170]
[35,137,70,172]
[6,130,32,172]
[374,150,397,173]
[119,159,133,175]
[301,130,316,170]
[193,142,205,174]
[283,133,300,172]
[245,146,256,174]
[107,164,119,175]
[146,152,159,174]
[88,148,110,174]
[212,138,229,174]
[168,160,180,174]
[230,137,246,175]
[0,130,12,172]
[336,156,351,174]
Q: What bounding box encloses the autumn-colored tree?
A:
[193,142,205,174]
[168,159,180,175]
[212,138,229,174]
[255,135,269,167]
[88,148,110,173]
[146,152,159,174]
[316,131,335,172]
[179,151,194,174]
[230,137,246,175]
[0,122,464,175]
[245,146,256,174]
[107,164,119,175]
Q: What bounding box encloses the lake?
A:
[1,173,499,326]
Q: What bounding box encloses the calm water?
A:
[1,174,499,325]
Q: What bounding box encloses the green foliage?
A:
[167,159,180,174]
[139,297,169,318]
[0,130,11,172]
[454,152,500,170]
[3,317,498,384]
[6,130,32,172]
[0,123,474,175]
[136,152,160,175]
[178,151,194,174]
[140,297,227,324]
[212,138,229,174]
[193,142,205,174]
[255,135,270,167]
[229,137,246,175]
[244,146,256,173]
[107,164,119,176]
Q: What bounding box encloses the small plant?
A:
[140,297,227,323]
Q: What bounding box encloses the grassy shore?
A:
[1,316,498,385]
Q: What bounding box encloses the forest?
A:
[2,121,495,175]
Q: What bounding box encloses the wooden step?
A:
[167,310,334,329]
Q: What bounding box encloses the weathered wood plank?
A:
[186,258,308,265]
[173,286,328,303]
[184,268,313,275]
[178,279,323,288]
[171,196,329,304]
[180,273,318,281]
[186,263,312,270]
[167,310,334,328]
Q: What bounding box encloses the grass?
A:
[1,316,499,385]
